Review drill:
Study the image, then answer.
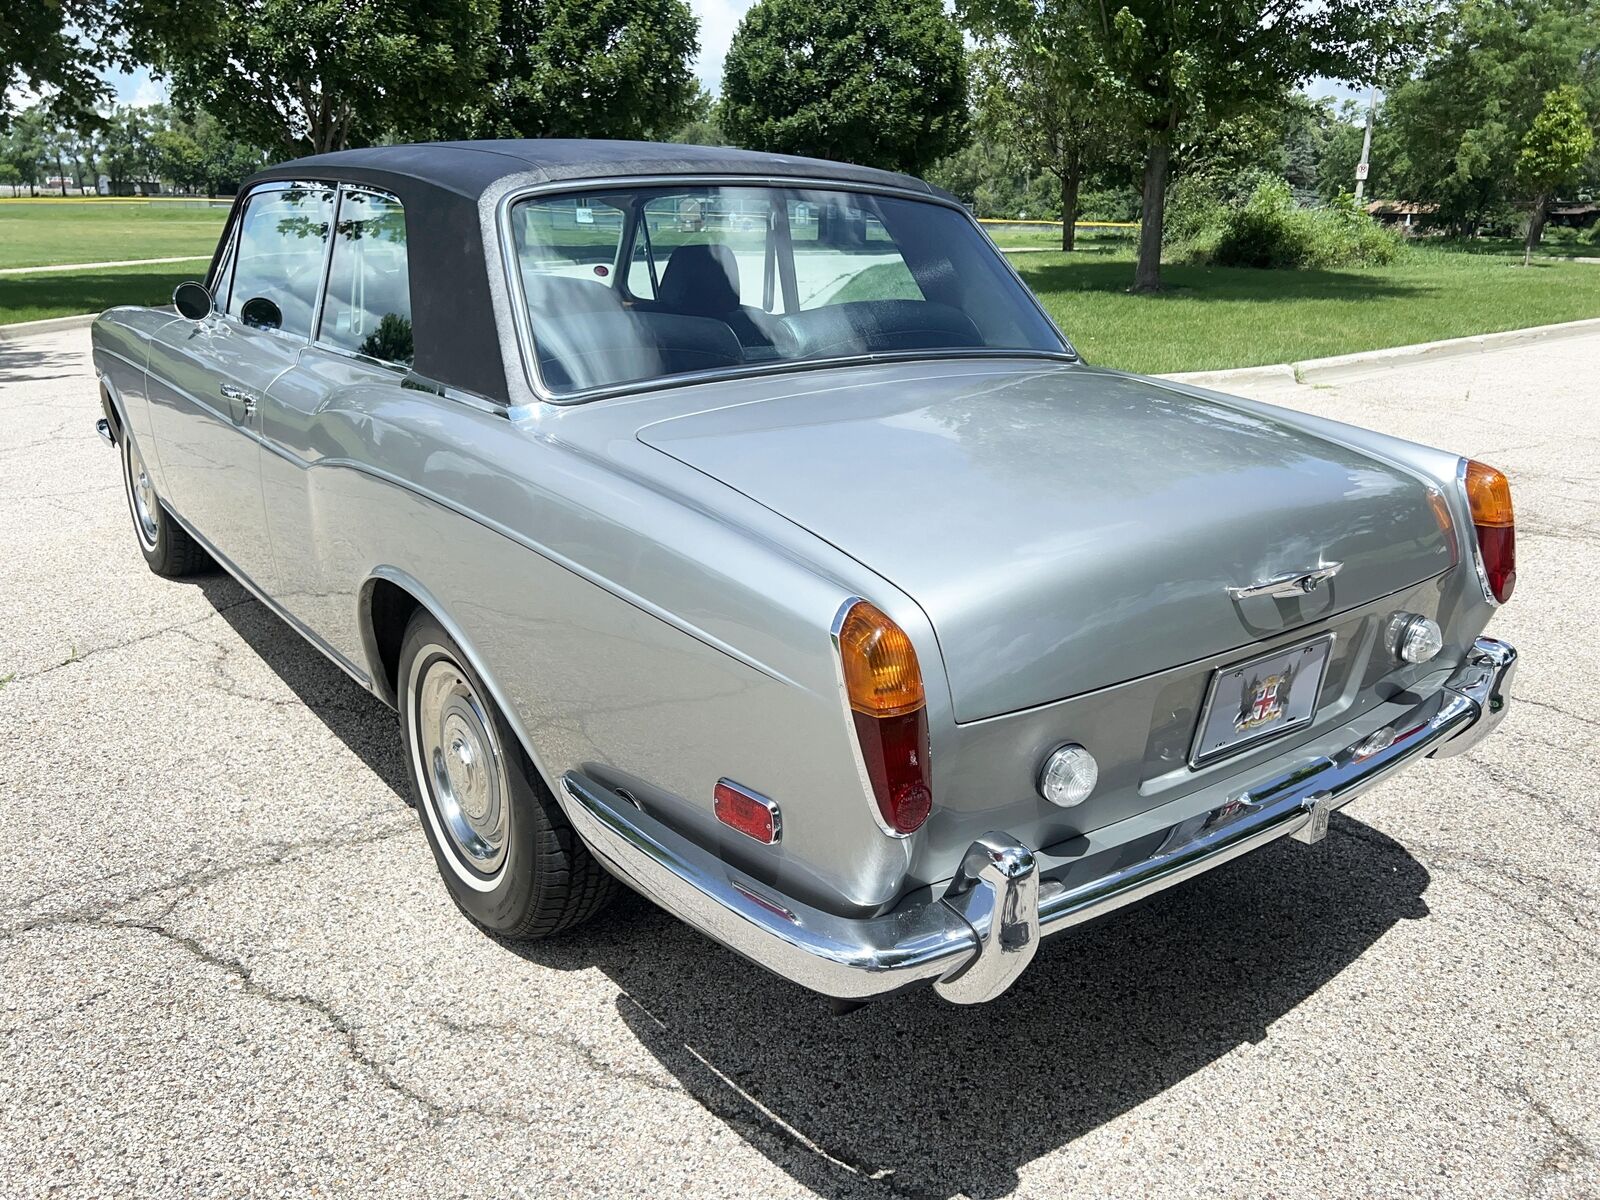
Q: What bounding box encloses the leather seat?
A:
[655,243,788,356]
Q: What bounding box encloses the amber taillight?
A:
[834,600,933,835]
[1462,459,1515,603]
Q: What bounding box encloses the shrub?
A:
[1176,177,1404,269]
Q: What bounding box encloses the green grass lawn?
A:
[1012,244,1600,374]
[0,199,226,269]
[0,263,200,325]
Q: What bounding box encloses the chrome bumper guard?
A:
[557,637,1516,1004]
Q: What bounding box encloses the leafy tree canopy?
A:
[721,0,968,176]
[1384,0,1600,232]
[958,0,1426,288]
[457,0,698,140]
[155,0,493,156]
[1,0,202,128]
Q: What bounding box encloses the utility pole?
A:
[1353,84,1376,201]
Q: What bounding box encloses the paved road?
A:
[1,327,1595,1198]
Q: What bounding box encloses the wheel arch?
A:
[357,567,563,795]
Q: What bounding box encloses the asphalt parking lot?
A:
[1,324,1595,1198]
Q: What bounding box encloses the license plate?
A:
[1189,634,1335,768]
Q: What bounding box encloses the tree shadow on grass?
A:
[1014,257,1436,303]
[0,269,194,325]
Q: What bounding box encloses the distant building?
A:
[1547,202,1599,230]
[1365,200,1438,232]
[95,175,164,197]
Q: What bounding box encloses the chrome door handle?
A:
[220,383,258,415]
[1227,562,1343,601]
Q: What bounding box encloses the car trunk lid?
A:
[637,362,1453,722]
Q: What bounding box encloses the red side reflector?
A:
[714,780,781,844]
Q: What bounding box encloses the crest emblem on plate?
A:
[1236,664,1295,731]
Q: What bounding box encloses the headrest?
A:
[658,242,741,314]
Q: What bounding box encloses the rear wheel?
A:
[120,429,208,577]
[398,609,617,938]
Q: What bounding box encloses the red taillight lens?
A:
[835,601,932,835]
[1463,459,1515,603]
[714,780,781,844]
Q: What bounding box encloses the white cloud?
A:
[690,0,754,93]
[129,73,165,108]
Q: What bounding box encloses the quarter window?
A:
[318,188,414,366]
[226,183,335,338]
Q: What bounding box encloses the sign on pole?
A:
[1355,162,1370,182]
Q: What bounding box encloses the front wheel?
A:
[398,610,617,938]
[120,429,208,577]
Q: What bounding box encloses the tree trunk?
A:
[56,153,67,196]
[1134,133,1172,292]
[1059,158,1081,252]
[1524,196,1548,266]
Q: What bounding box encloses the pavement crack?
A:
[7,597,256,683]
[1500,1080,1594,1193]
[432,1014,684,1096]
[0,820,414,935]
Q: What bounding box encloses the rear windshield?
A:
[508,185,1065,397]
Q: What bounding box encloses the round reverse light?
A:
[1039,744,1098,808]
[1399,615,1444,664]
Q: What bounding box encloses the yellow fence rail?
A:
[978,217,1138,229]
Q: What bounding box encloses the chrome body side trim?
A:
[557,637,1515,1003]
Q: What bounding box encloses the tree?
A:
[669,87,728,147]
[95,106,156,192]
[959,0,1424,290]
[155,0,493,156]
[1384,0,1600,235]
[458,0,698,140]
[148,108,266,194]
[971,41,1120,250]
[0,108,49,194]
[722,0,967,176]
[1517,85,1595,262]
[1,1,203,128]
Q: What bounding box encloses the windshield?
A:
[508,185,1066,397]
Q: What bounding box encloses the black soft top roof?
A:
[230,141,951,402]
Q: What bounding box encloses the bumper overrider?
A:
[557,637,1516,1005]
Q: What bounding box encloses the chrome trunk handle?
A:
[1227,561,1342,600]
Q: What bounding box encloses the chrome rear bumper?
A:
[557,637,1516,1004]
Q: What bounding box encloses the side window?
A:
[789,200,922,309]
[227,183,335,337]
[318,188,413,366]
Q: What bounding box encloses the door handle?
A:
[220,383,258,416]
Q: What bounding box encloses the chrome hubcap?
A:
[126,439,159,548]
[412,652,508,879]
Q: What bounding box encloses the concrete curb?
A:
[0,313,98,341]
[1163,316,1600,388]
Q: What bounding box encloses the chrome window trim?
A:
[1457,456,1504,607]
[211,178,339,347]
[494,173,1079,406]
[298,339,511,419]
[311,182,414,369]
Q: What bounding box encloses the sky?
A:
[97,0,1366,110]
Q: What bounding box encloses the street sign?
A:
[1355,162,1370,181]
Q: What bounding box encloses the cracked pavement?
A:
[1,326,1596,1198]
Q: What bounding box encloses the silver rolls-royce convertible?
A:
[91,141,1518,1005]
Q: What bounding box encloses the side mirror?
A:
[239,296,283,331]
[173,280,213,321]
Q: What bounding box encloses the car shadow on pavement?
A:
[192,574,412,798]
[510,815,1430,1200]
[187,573,1432,1200]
